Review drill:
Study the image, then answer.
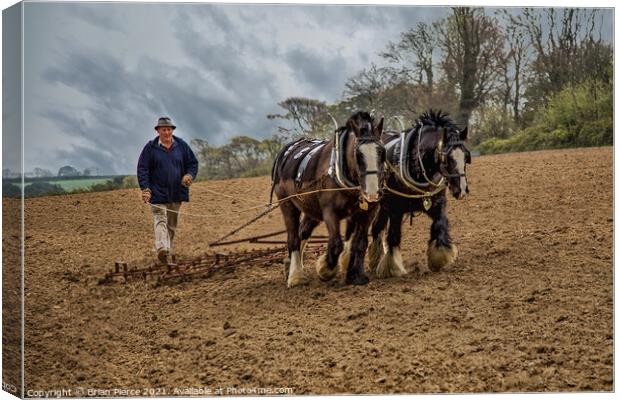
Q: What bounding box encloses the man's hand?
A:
[141,189,151,203]
[181,174,193,187]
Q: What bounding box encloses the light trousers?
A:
[151,202,182,252]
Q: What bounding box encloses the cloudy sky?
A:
[2,2,613,175]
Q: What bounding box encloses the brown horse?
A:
[270,111,385,287]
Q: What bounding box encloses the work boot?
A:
[157,248,169,264]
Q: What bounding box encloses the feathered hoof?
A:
[316,253,337,282]
[375,249,407,279]
[287,269,308,288]
[427,240,458,272]
[337,240,351,275]
[346,271,370,286]
[283,258,290,281]
[367,238,384,273]
[300,239,307,266]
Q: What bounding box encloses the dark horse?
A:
[270,112,385,287]
[347,110,471,277]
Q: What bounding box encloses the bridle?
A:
[353,121,386,209]
[436,129,471,179]
[330,119,386,190]
[355,121,386,177]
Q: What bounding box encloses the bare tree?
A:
[33,167,53,178]
[381,22,437,90]
[496,11,532,125]
[435,7,506,126]
[343,63,390,108]
[510,8,608,98]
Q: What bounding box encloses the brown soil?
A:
[16,147,612,394]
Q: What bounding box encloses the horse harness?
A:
[382,122,470,209]
[272,126,384,210]
[271,130,359,190]
[293,139,327,184]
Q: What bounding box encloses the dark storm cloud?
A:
[171,7,279,98]
[285,48,348,97]
[39,41,278,174]
[22,3,612,175]
[24,3,454,174]
[67,5,126,33]
[42,52,215,161]
[42,50,131,111]
[55,144,120,174]
[2,3,22,173]
[41,48,155,141]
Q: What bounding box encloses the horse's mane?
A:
[417,109,457,130]
[406,110,457,176]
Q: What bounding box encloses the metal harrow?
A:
[99,243,325,286]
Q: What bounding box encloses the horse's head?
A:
[345,111,386,203]
[437,126,470,199]
[415,110,471,200]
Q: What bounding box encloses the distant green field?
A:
[22,178,112,191]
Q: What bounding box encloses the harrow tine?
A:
[101,243,326,285]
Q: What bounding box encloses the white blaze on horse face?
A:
[452,148,467,198]
[358,142,380,202]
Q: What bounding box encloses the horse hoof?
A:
[346,272,370,286]
[316,254,337,282]
[287,271,308,288]
[427,240,458,272]
[375,249,407,278]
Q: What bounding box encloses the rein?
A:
[147,185,361,219]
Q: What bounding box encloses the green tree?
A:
[57,165,79,177]
[478,78,612,154]
[122,175,138,188]
[24,182,65,197]
[2,182,21,198]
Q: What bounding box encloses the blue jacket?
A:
[137,135,199,204]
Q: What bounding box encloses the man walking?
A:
[137,117,199,263]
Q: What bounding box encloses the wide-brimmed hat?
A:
[154,117,176,130]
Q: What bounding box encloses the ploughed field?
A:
[18,147,612,394]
